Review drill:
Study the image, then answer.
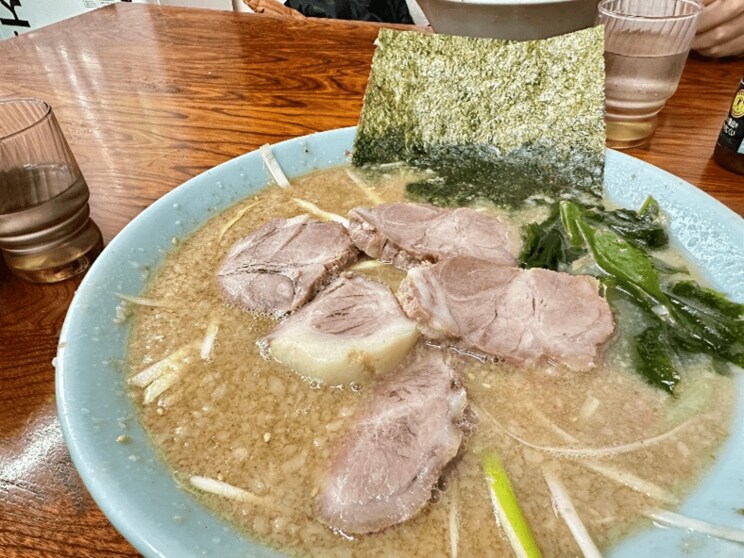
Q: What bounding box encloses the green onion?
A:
[259,143,291,188]
[292,198,349,228]
[200,317,220,362]
[448,479,459,558]
[128,343,196,388]
[543,469,602,558]
[345,168,384,205]
[189,475,266,504]
[644,509,744,543]
[217,200,257,242]
[114,292,174,308]
[481,451,543,558]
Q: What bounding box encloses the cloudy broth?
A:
[127,166,735,557]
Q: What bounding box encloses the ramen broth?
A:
[127,166,735,557]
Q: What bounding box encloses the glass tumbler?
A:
[0,98,102,283]
[597,0,702,149]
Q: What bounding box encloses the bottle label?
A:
[717,78,744,155]
[733,89,744,118]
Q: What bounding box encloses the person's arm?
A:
[691,0,744,58]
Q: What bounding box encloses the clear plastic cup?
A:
[0,98,102,283]
[597,0,702,149]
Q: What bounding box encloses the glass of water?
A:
[597,0,702,149]
[0,98,102,283]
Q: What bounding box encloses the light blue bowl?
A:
[56,127,744,558]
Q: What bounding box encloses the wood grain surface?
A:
[0,4,741,557]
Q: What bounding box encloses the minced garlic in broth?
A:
[128,166,735,557]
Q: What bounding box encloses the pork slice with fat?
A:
[317,347,468,534]
[217,215,358,316]
[260,274,419,385]
[348,202,516,269]
[398,256,615,371]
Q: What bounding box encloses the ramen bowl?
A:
[416,0,598,40]
[56,128,744,558]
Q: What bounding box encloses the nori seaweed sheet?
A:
[352,27,605,208]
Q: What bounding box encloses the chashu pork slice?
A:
[398,256,615,371]
[318,346,468,534]
[217,215,358,317]
[260,274,419,385]
[347,202,516,270]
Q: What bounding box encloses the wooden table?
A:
[0,4,741,556]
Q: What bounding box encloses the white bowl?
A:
[415,0,598,40]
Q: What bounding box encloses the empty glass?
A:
[598,0,702,149]
[0,98,102,283]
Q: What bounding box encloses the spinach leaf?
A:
[576,217,667,304]
[577,220,683,393]
[605,283,681,393]
[634,325,681,394]
[519,205,581,271]
[666,281,744,366]
[559,200,584,248]
[671,281,744,320]
[520,222,567,271]
[583,196,668,250]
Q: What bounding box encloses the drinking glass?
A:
[0,98,103,283]
[597,0,702,149]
